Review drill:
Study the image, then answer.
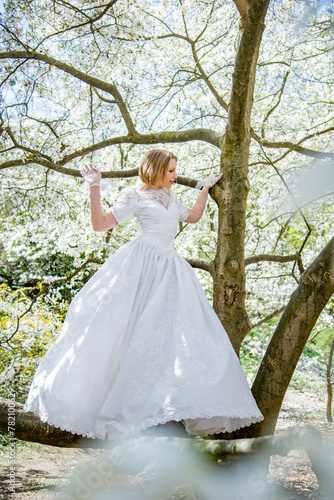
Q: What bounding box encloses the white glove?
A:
[195,173,222,190]
[80,163,101,187]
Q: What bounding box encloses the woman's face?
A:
[155,158,178,189]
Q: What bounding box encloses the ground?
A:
[0,383,333,500]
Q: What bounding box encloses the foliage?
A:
[240,303,334,391]
[0,284,66,403]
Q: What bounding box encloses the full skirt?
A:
[23,238,263,439]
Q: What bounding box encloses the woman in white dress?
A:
[23,149,263,440]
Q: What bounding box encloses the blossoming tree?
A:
[0,0,333,443]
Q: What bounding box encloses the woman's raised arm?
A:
[81,164,118,232]
[185,173,222,223]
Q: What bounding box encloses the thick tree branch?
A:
[0,127,221,180]
[245,253,302,267]
[0,157,139,178]
[0,50,136,134]
[185,258,214,274]
[1,401,332,495]
[0,159,33,169]
[212,0,270,353]
[60,128,221,163]
[252,128,334,159]
[0,396,92,447]
[233,0,250,31]
[0,158,200,189]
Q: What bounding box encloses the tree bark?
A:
[239,236,334,437]
[326,334,334,422]
[212,0,270,354]
[0,397,95,448]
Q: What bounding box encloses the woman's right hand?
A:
[80,163,101,187]
[195,173,222,190]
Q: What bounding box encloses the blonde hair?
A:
[139,149,177,185]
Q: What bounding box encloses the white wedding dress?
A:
[23,187,263,439]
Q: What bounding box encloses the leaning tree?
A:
[0,0,334,443]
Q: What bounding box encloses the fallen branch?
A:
[1,398,334,497]
[0,396,329,457]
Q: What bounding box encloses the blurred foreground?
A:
[1,386,333,499]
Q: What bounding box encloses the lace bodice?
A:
[109,187,189,254]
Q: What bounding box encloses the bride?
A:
[23,148,263,439]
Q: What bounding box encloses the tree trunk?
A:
[212,0,270,354]
[238,236,334,437]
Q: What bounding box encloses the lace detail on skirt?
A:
[23,400,263,440]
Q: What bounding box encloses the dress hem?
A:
[22,403,264,440]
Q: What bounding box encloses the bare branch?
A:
[252,128,334,159]
[4,126,53,162]
[233,0,250,31]
[93,88,116,104]
[146,11,229,111]
[24,115,60,138]
[174,8,229,111]
[185,257,214,274]
[189,39,229,111]
[251,306,285,330]
[245,253,302,267]
[0,58,29,88]
[260,148,311,278]
[261,70,290,139]
[32,1,119,52]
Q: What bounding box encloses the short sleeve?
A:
[109,188,138,225]
[172,192,189,222]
